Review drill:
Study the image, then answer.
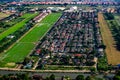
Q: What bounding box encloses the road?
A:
[0,70,115,80]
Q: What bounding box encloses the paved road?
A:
[0,70,115,80]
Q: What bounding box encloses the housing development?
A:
[0,0,120,80]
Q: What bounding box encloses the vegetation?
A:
[0,73,109,80]
[76,75,85,80]
[98,12,120,65]
[0,13,37,53]
[0,13,38,40]
[0,13,61,67]
[104,13,114,20]
[97,56,108,71]
[113,71,120,80]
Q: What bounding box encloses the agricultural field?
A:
[0,13,38,41]
[114,14,120,26]
[0,13,61,67]
[98,13,120,65]
[0,13,33,33]
[0,12,11,20]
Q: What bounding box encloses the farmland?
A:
[0,13,34,33]
[0,12,11,20]
[0,13,38,41]
[0,13,61,67]
[98,13,120,65]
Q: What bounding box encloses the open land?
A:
[0,12,11,20]
[98,13,120,65]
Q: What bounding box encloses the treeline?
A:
[108,20,120,50]
[104,13,114,20]
[0,73,109,80]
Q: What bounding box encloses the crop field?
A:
[0,13,61,67]
[0,13,38,41]
[0,13,33,33]
[98,13,120,65]
[0,12,11,20]
[7,13,34,26]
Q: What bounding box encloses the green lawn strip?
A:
[21,13,35,18]
[0,13,61,67]
[0,13,38,41]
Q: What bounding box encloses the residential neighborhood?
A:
[0,0,120,80]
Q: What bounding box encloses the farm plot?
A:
[0,13,38,41]
[0,13,61,67]
[98,13,120,65]
[0,13,33,33]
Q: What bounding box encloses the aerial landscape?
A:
[0,0,120,80]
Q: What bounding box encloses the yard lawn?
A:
[0,13,62,67]
[98,13,120,65]
[0,12,11,20]
[0,13,38,41]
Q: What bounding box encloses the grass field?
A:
[0,12,11,20]
[98,13,120,65]
[0,13,38,41]
[0,13,62,67]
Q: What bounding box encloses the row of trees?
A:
[0,73,109,80]
[104,13,114,20]
[109,20,120,50]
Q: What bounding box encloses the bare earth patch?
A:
[98,12,120,65]
[6,63,15,67]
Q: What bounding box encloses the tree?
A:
[23,57,31,65]
[90,68,96,73]
[49,74,55,80]
[86,76,95,80]
[76,75,85,80]
[113,75,120,80]
[98,45,106,49]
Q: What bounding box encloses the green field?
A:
[0,13,38,41]
[0,13,62,67]
[0,13,33,33]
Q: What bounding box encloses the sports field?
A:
[0,12,11,20]
[0,13,61,67]
[98,13,120,65]
[0,13,38,41]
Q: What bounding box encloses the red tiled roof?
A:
[74,54,82,57]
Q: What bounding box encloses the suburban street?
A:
[0,70,115,79]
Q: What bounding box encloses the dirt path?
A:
[98,12,120,65]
